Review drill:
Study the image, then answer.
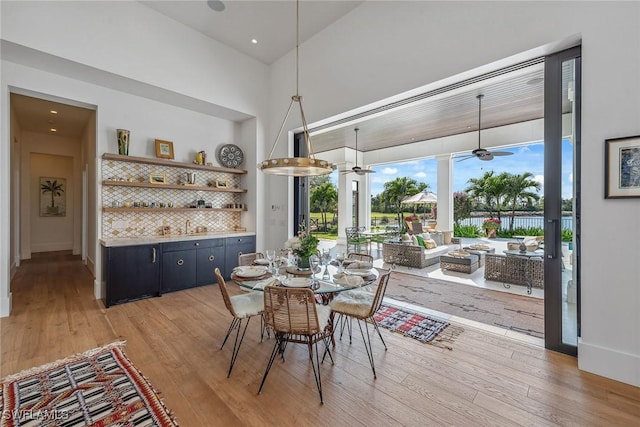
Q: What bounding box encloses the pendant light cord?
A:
[265,0,316,161]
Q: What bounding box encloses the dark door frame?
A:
[543,45,581,356]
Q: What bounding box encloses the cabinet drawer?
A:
[163,239,213,252]
[225,236,256,246]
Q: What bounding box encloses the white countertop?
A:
[100,231,256,247]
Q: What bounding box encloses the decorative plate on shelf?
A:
[217,144,244,168]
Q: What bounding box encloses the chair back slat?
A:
[264,286,321,335]
[238,252,265,267]
[366,269,392,317]
[214,268,237,317]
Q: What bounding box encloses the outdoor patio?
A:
[319,236,576,346]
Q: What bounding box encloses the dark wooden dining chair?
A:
[258,286,334,404]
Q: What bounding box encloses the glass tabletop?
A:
[232,264,378,294]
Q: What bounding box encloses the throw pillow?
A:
[401,233,411,242]
[415,235,425,247]
[410,235,419,246]
[420,232,431,240]
[423,238,437,249]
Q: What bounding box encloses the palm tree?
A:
[465,171,510,221]
[504,172,541,230]
[310,182,337,231]
[381,177,426,227]
[40,179,64,211]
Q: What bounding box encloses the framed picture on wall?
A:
[155,139,174,159]
[39,177,66,217]
[605,135,640,198]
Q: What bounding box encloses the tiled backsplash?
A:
[102,158,243,238]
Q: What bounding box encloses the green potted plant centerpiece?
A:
[284,224,319,270]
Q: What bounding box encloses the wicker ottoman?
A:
[439,253,479,274]
[462,247,496,267]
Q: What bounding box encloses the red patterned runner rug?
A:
[0,341,178,427]
[374,305,463,350]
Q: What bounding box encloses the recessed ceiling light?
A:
[50,110,58,114]
[50,128,57,132]
[251,39,258,44]
[207,0,225,12]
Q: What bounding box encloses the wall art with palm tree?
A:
[39,177,66,217]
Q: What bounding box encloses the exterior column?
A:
[336,163,352,246]
[436,154,453,240]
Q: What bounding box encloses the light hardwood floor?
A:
[2,252,639,426]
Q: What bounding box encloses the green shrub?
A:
[561,228,573,242]
[454,223,480,237]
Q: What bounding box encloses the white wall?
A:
[1,1,269,310]
[265,2,640,386]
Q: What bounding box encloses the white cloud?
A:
[415,172,427,178]
[568,172,573,182]
[381,167,398,175]
[534,175,544,188]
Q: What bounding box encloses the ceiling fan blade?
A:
[489,151,513,156]
[456,155,475,162]
[479,153,494,161]
[361,169,375,174]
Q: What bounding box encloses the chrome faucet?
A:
[185,219,191,235]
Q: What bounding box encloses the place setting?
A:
[230,265,271,282]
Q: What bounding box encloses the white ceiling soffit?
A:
[140,1,363,65]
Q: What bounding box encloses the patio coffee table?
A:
[439,252,479,274]
[463,246,496,267]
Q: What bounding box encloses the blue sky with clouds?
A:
[331,140,575,199]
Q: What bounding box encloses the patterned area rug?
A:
[0,342,178,427]
[385,271,544,338]
[374,305,463,350]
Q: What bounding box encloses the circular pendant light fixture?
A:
[257,0,336,177]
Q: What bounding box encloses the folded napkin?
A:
[333,273,364,287]
[348,261,373,269]
[252,278,279,290]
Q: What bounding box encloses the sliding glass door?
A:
[544,46,581,355]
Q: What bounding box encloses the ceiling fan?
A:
[342,127,375,175]
[457,94,513,162]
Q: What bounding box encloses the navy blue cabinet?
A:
[103,244,161,307]
[196,239,226,286]
[162,238,226,292]
[224,236,256,279]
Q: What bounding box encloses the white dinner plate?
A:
[234,266,267,278]
[283,278,312,288]
[253,258,270,265]
[344,268,374,277]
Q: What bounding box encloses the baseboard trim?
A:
[578,339,640,387]
[0,293,12,317]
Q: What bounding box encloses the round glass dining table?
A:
[231,264,379,295]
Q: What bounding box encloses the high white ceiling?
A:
[140,0,363,65]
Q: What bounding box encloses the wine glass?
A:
[266,249,276,274]
[309,255,320,279]
[336,252,345,273]
[321,250,332,280]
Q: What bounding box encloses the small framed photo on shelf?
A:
[605,135,640,198]
[149,172,167,184]
[215,179,228,188]
[155,139,174,159]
